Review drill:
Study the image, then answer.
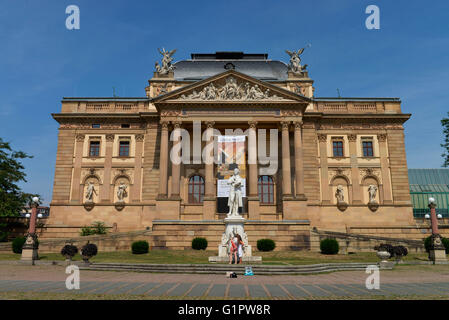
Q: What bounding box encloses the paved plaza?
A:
[0,264,449,299]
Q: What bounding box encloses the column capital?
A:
[76,134,85,142]
[317,133,327,142]
[293,120,303,130]
[205,121,215,129]
[347,134,357,142]
[172,121,182,129]
[105,134,115,142]
[377,133,387,142]
[160,121,169,129]
[135,134,145,142]
[248,121,258,129]
[280,121,290,131]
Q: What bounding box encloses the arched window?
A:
[188,175,204,204]
[258,176,274,204]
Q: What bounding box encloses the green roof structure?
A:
[409,169,449,218]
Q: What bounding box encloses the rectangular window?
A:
[121,124,130,128]
[119,141,130,157]
[89,141,100,157]
[362,140,374,157]
[332,140,344,157]
[92,124,100,129]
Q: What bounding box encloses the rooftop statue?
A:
[155,48,177,75]
[285,48,308,74]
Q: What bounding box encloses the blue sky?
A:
[1,0,448,205]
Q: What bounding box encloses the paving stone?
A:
[207,284,227,297]
[146,283,176,296]
[247,285,268,298]
[298,284,333,297]
[316,284,354,297]
[377,283,411,295]
[128,283,159,295]
[167,283,193,297]
[89,282,128,294]
[346,284,389,296]
[333,284,372,296]
[228,285,246,298]
[265,284,288,298]
[282,284,310,298]
[109,282,144,295]
[187,284,209,297]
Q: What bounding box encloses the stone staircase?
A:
[80,262,386,275]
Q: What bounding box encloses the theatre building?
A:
[46,51,416,250]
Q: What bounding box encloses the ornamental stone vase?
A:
[376,250,390,263]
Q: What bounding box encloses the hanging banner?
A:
[216,135,246,198]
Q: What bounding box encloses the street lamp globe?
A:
[428,197,436,205]
[437,214,443,219]
[32,197,39,204]
[25,213,31,218]
[424,214,430,219]
[37,214,43,219]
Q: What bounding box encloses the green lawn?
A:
[0,250,430,265]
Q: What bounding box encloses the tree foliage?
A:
[442,112,449,167]
[0,138,37,216]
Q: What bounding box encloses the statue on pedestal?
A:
[227,168,243,218]
[117,182,128,202]
[368,185,378,203]
[85,182,96,203]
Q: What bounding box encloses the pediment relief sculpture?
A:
[180,76,286,101]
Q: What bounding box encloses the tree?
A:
[442,112,449,167]
[0,138,38,216]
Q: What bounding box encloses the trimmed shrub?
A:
[392,245,408,258]
[61,245,78,259]
[424,236,449,254]
[320,238,339,255]
[81,243,98,258]
[12,237,26,254]
[192,237,208,250]
[257,239,276,252]
[132,240,149,254]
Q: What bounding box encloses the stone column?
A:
[70,134,85,203]
[248,121,258,197]
[170,121,182,199]
[293,121,307,200]
[281,121,292,198]
[377,134,393,204]
[101,134,114,202]
[203,121,216,220]
[131,134,144,202]
[158,121,169,198]
[204,121,215,198]
[248,121,260,220]
[318,134,330,204]
[348,134,363,204]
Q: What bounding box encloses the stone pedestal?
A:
[429,234,447,263]
[209,216,262,263]
[21,233,39,263]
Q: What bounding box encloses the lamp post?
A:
[21,197,40,263]
[427,197,447,263]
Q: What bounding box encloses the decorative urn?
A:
[376,250,390,262]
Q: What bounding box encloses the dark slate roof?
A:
[173,52,288,81]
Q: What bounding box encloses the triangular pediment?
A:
[152,70,310,104]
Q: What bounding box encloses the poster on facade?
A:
[216,135,246,198]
